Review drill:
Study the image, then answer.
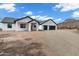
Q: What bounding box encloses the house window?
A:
[7,23,12,28]
[20,24,26,28]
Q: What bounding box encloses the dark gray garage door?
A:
[49,26,55,30]
[44,25,48,30]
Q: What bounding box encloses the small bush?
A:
[77,26,79,30]
[0,28,2,31]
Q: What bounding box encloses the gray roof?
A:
[38,19,57,25]
[1,17,17,23]
[1,16,57,25]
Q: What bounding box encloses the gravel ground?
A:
[0,30,79,56]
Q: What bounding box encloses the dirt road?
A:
[0,30,79,56]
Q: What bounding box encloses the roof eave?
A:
[40,19,57,25]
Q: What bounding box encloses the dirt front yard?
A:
[0,30,79,56]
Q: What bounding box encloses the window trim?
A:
[7,23,12,28]
[20,24,26,28]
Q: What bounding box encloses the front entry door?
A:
[31,23,37,31]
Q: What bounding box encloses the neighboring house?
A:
[1,16,57,31]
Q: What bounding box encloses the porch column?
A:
[55,26,57,30]
[15,22,18,31]
[37,23,39,31]
[47,25,49,30]
[28,23,31,32]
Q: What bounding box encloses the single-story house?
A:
[1,16,57,31]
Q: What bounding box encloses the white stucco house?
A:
[1,16,57,31]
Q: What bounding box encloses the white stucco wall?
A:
[38,20,57,30]
[15,23,29,31]
[2,23,16,31]
[38,25,43,30]
[1,16,39,31]
[1,19,57,31]
[16,20,39,31]
[15,17,32,31]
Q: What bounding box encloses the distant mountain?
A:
[57,18,79,29]
[64,18,76,21]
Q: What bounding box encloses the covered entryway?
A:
[31,23,37,31]
[49,26,55,30]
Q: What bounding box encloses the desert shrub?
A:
[63,26,71,29]
[0,40,4,48]
[71,26,75,29]
[64,26,77,29]
[65,26,70,29]
[58,25,79,29]
[0,34,11,38]
[58,26,67,29]
[70,26,77,29]
[0,28,2,31]
[1,41,45,56]
[0,39,4,55]
[77,26,79,30]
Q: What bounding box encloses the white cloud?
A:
[72,11,79,17]
[24,11,32,15]
[31,15,53,20]
[37,11,43,13]
[54,18,62,23]
[31,15,62,23]
[55,3,79,12]
[0,3,16,12]
[21,7,24,8]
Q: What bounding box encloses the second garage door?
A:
[49,26,55,30]
[43,25,56,30]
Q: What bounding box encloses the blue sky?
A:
[0,3,79,23]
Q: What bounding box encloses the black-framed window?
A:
[7,23,12,28]
[20,24,26,28]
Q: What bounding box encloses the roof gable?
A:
[15,16,33,21]
[28,19,40,24]
[40,19,57,25]
[15,16,39,23]
[16,17,32,23]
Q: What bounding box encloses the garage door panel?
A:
[43,25,56,30]
[49,26,55,30]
